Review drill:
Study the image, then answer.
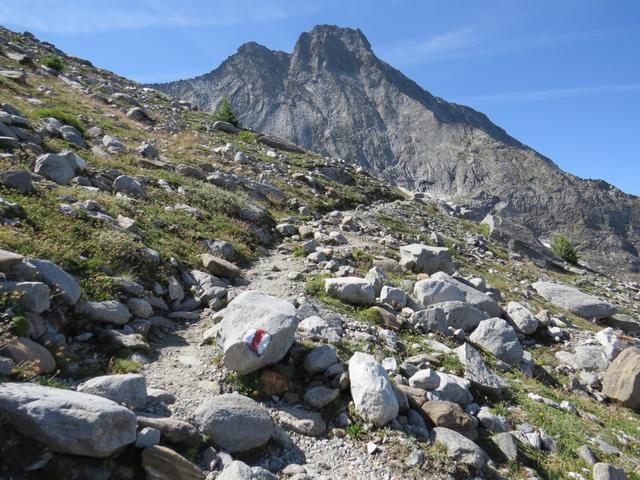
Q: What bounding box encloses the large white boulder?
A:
[216,291,298,375]
[348,352,399,426]
[413,272,501,317]
[325,277,375,306]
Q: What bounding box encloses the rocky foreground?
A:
[1,26,640,480]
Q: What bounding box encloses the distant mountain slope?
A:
[152,25,640,277]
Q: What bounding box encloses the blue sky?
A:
[2,0,639,195]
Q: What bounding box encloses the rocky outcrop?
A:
[152,25,640,279]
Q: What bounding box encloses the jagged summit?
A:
[151,25,640,278]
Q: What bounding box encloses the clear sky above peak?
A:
[2,0,638,195]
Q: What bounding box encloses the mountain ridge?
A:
[151,25,640,278]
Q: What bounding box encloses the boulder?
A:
[137,416,201,447]
[200,254,242,279]
[432,372,474,405]
[0,169,32,194]
[408,369,440,390]
[364,266,388,296]
[216,291,298,375]
[194,393,273,453]
[469,318,523,365]
[142,445,204,480]
[379,285,407,309]
[304,386,339,408]
[276,406,326,436]
[533,281,616,319]
[455,342,503,395]
[435,301,489,332]
[602,347,640,410]
[421,400,478,439]
[77,374,147,410]
[113,175,145,197]
[348,352,399,426]
[76,300,131,325]
[303,344,338,374]
[34,153,78,185]
[0,248,24,272]
[399,244,453,274]
[0,382,136,457]
[0,281,50,313]
[414,272,501,317]
[506,301,538,334]
[324,277,375,306]
[30,258,81,305]
[431,427,488,471]
[592,463,627,480]
[217,460,277,480]
[1,337,56,373]
[212,120,240,133]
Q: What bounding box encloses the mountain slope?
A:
[152,25,640,278]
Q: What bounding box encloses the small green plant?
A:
[110,358,143,374]
[37,376,68,389]
[345,422,365,440]
[42,54,66,72]
[552,234,579,264]
[213,97,240,127]
[35,108,85,134]
[11,314,29,337]
[237,131,255,143]
[292,246,307,258]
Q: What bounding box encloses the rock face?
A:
[533,281,616,319]
[151,24,640,278]
[399,244,453,274]
[0,382,137,457]
[216,291,298,374]
[348,352,399,426]
[602,347,640,410]
[194,393,274,453]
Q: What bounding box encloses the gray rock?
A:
[34,153,78,185]
[593,463,627,480]
[492,432,519,461]
[433,372,474,405]
[348,352,399,426]
[431,427,488,471]
[136,427,161,448]
[602,347,640,409]
[213,120,240,133]
[0,169,32,194]
[137,416,200,447]
[216,291,298,375]
[304,386,339,408]
[399,243,453,274]
[364,266,388,296]
[0,382,136,457]
[576,445,598,466]
[477,406,509,433]
[194,393,273,453]
[379,285,407,309]
[113,175,145,197]
[507,301,539,334]
[303,344,337,374]
[414,272,501,317]
[59,125,85,146]
[574,345,609,371]
[533,281,616,319]
[455,342,503,395]
[276,406,326,436]
[469,317,523,365]
[324,277,375,306]
[0,356,16,376]
[217,460,277,480]
[408,369,440,390]
[298,315,343,344]
[0,248,24,272]
[128,298,153,318]
[77,374,147,410]
[0,281,50,313]
[408,307,446,334]
[30,258,81,305]
[76,300,131,325]
[200,254,242,279]
[435,300,489,332]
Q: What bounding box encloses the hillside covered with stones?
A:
[1,25,640,480]
[153,25,640,280]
